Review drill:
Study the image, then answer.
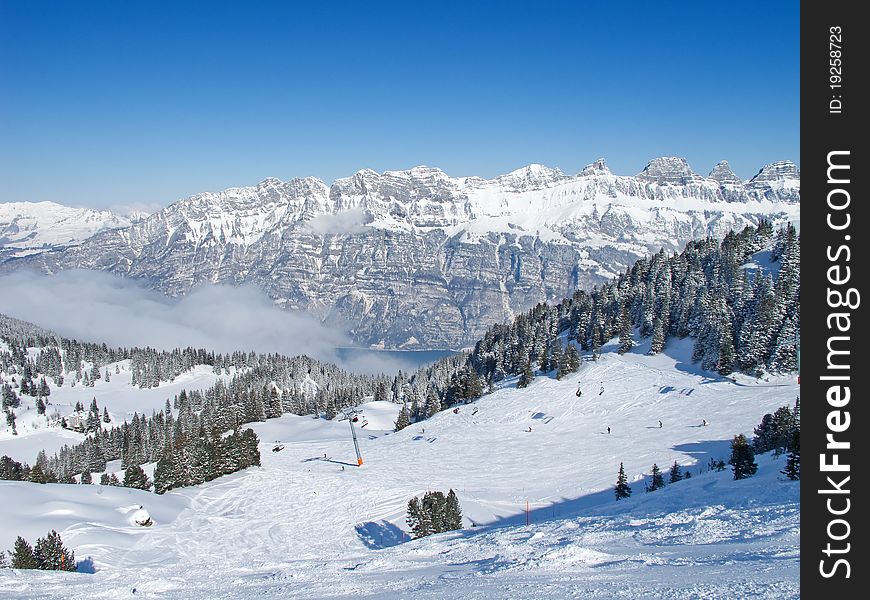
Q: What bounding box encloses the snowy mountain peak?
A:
[0,201,130,257]
[494,163,567,190]
[707,160,742,185]
[637,156,703,186]
[579,158,611,176]
[748,160,801,185]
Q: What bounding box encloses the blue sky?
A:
[0,1,799,209]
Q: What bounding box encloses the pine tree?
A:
[34,530,76,571]
[426,389,442,417]
[11,537,38,569]
[36,396,46,415]
[103,407,111,423]
[782,429,800,481]
[123,464,151,490]
[646,463,665,492]
[517,360,535,388]
[80,469,92,484]
[614,463,632,500]
[28,463,47,484]
[668,460,682,483]
[407,496,432,539]
[729,434,758,480]
[445,489,462,531]
[423,491,448,533]
[394,403,410,432]
[617,305,634,354]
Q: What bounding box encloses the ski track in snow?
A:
[0,339,799,598]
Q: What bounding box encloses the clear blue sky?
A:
[0,0,799,209]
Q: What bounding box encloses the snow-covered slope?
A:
[0,202,130,259]
[0,337,799,598]
[4,158,800,349]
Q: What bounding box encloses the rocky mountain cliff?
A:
[1,158,799,349]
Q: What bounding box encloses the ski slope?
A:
[0,338,799,598]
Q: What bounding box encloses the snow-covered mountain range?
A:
[0,157,799,348]
[0,202,132,261]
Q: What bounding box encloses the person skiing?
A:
[702,419,708,426]
[527,426,532,432]
[453,407,460,414]
[575,387,582,397]
[658,420,663,428]
[598,382,604,396]
[607,426,611,434]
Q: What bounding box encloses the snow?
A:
[0,339,799,598]
[1,360,234,463]
[0,202,130,253]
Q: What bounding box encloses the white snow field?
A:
[0,338,799,598]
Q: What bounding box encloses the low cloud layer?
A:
[0,270,426,374]
[303,207,371,235]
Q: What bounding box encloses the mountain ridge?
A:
[0,157,799,349]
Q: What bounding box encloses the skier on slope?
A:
[607,426,611,434]
[658,420,663,428]
[599,382,604,396]
[702,419,708,427]
[575,387,582,397]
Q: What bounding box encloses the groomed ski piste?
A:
[0,336,799,599]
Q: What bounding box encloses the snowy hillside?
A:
[0,336,799,598]
[0,202,130,259]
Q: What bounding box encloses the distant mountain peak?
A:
[579,158,611,176]
[708,160,742,185]
[748,160,800,185]
[637,156,703,186]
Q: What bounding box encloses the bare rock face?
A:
[1,158,799,349]
[636,157,705,186]
[708,160,742,185]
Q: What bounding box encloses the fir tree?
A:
[426,389,442,417]
[445,489,463,531]
[123,464,151,490]
[729,434,758,480]
[80,469,92,484]
[11,537,38,569]
[103,407,111,423]
[34,530,76,571]
[28,463,47,484]
[517,360,535,389]
[394,403,410,432]
[36,396,46,415]
[646,463,665,492]
[407,496,432,539]
[614,463,632,500]
[668,460,682,483]
[782,429,800,481]
[617,305,634,355]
